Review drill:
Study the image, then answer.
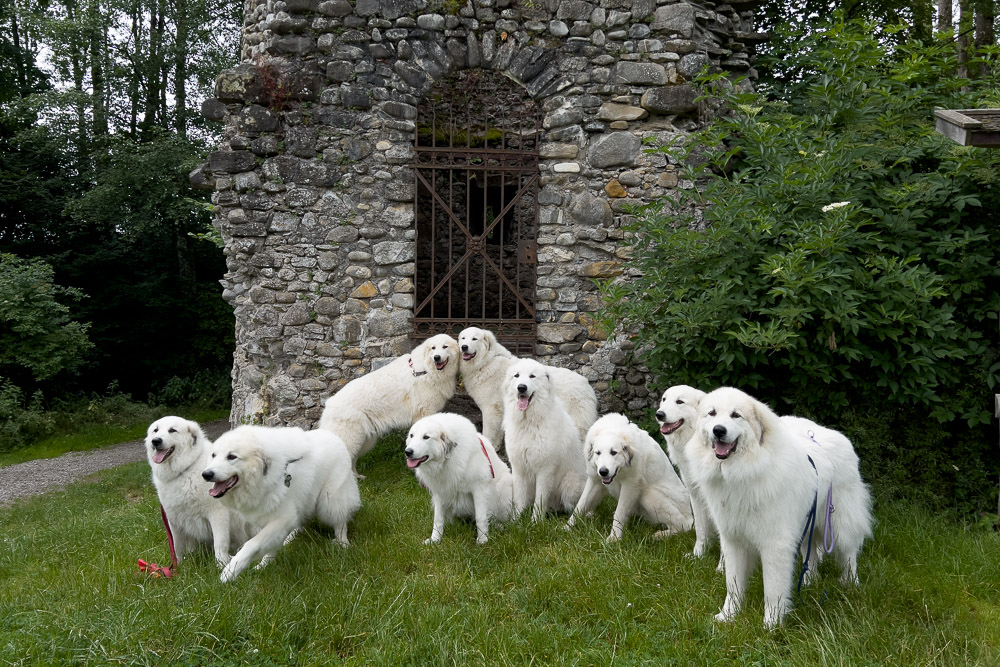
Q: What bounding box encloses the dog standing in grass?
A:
[688,387,873,628]
[405,413,514,544]
[655,385,721,565]
[144,416,252,567]
[566,413,693,542]
[201,425,361,583]
[502,358,587,520]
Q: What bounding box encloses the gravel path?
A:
[0,420,231,507]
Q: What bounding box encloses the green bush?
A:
[601,21,1000,513]
[0,377,55,449]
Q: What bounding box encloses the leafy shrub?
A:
[601,21,1000,513]
[0,378,55,450]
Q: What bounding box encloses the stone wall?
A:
[196,0,761,428]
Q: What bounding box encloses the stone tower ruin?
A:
[196,0,761,428]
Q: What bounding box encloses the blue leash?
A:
[796,455,819,597]
[797,448,836,598]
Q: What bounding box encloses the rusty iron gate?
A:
[411,73,541,355]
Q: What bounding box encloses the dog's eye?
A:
[675,399,684,405]
[708,409,717,417]
[226,453,237,461]
[211,453,216,458]
[513,373,519,378]
[610,449,617,456]
[168,428,177,433]
[529,374,535,379]
[731,411,741,419]
[594,450,601,456]
[422,434,429,439]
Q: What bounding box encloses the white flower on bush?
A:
[821,201,851,212]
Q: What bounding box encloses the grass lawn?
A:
[1,437,997,665]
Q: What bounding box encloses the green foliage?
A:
[0,253,92,383]
[1,451,998,663]
[602,21,1000,510]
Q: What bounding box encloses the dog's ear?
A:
[621,439,634,466]
[441,431,458,458]
[748,399,769,447]
[256,450,271,478]
[484,330,496,352]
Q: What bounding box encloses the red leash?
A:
[479,438,495,479]
[137,504,177,578]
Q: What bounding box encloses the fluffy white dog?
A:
[319,333,460,476]
[688,387,873,628]
[144,416,252,566]
[457,326,598,448]
[501,358,587,520]
[201,425,361,582]
[566,413,693,542]
[404,413,514,544]
[655,385,720,564]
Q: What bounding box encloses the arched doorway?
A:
[410,70,541,355]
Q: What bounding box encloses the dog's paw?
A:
[562,522,573,532]
[691,542,707,558]
[423,537,440,546]
[476,534,489,545]
[606,533,622,543]
[220,563,238,583]
[651,529,672,541]
[713,611,735,624]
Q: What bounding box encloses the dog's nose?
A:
[461,345,468,352]
[654,411,665,421]
[404,447,414,458]
[517,384,527,394]
[599,467,609,477]
[151,437,162,447]
[202,470,214,482]
[712,425,727,439]
[433,355,441,362]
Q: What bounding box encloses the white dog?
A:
[688,387,873,628]
[144,416,251,566]
[201,425,361,582]
[457,326,598,448]
[404,413,514,544]
[655,385,721,564]
[319,333,460,475]
[566,414,693,542]
[501,358,587,520]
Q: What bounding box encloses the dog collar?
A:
[408,357,428,377]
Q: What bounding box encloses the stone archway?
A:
[411,69,542,355]
[200,0,759,427]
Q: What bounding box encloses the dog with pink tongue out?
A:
[144,416,253,568]
[404,413,514,545]
[501,358,587,521]
[655,385,722,567]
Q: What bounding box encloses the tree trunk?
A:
[957,0,972,80]
[174,0,189,137]
[10,8,28,95]
[140,0,163,138]
[128,0,140,136]
[88,0,108,138]
[937,0,953,32]
[974,0,995,77]
[912,0,933,41]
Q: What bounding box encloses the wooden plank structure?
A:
[935,113,1000,526]
[934,108,1000,147]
